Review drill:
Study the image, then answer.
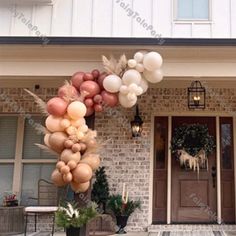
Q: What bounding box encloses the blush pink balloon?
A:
[101,91,118,107]
[47,97,68,116]
[80,81,100,98]
[84,98,94,107]
[97,72,107,90]
[91,69,100,79]
[71,72,85,90]
[58,85,78,99]
[85,107,94,117]
[94,104,103,112]
[93,94,103,104]
[84,73,94,81]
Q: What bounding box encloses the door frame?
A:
[149,112,236,225]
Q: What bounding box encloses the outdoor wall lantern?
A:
[130,105,143,137]
[188,80,206,109]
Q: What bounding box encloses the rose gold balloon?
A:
[51,169,66,187]
[60,165,70,174]
[72,143,81,152]
[63,172,73,183]
[80,154,100,171]
[58,85,78,99]
[71,72,85,90]
[72,163,93,183]
[70,181,90,193]
[84,98,94,107]
[94,104,103,112]
[67,160,77,170]
[91,69,100,79]
[85,107,94,117]
[80,81,100,98]
[101,90,118,107]
[61,149,81,163]
[84,73,94,81]
[47,97,68,116]
[97,72,107,90]
[48,132,68,153]
[93,94,103,104]
[64,139,74,148]
[56,161,66,170]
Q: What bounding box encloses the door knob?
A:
[211,166,216,188]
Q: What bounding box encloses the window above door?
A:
[174,0,211,21]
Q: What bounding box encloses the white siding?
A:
[0,0,235,38]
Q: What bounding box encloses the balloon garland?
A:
[26,50,163,193]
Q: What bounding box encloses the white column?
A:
[167,116,172,224]
[216,116,222,224]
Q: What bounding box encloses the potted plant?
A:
[107,193,141,234]
[55,201,98,236]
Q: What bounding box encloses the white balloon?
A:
[143,69,163,83]
[127,92,137,102]
[119,93,137,108]
[143,52,163,71]
[119,85,129,94]
[134,52,144,63]
[128,59,137,68]
[122,69,141,86]
[103,75,122,93]
[128,83,138,93]
[135,86,143,96]
[135,63,145,73]
[139,77,149,94]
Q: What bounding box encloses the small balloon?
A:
[61,149,81,164]
[85,107,95,117]
[72,143,81,152]
[134,51,145,63]
[56,161,66,170]
[93,94,103,104]
[67,101,87,120]
[60,165,70,174]
[119,85,129,95]
[135,63,145,73]
[80,143,87,151]
[80,81,100,98]
[84,98,94,107]
[128,59,137,68]
[94,104,103,112]
[51,169,66,187]
[127,92,137,102]
[122,69,142,86]
[60,119,71,129]
[84,72,94,81]
[79,124,88,133]
[91,69,100,79]
[71,72,85,89]
[64,139,74,148]
[103,75,122,93]
[67,160,77,170]
[70,118,86,127]
[63,172,73,183]
[101,91,118,107]
[119,93,137,108]
[97,72,107,90]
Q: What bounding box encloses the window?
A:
[0,116,56,206]
[175,0,210,20]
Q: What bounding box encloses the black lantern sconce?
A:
[188,80,206,109]
[130,105,143,137]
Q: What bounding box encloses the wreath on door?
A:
[170,124,215,172]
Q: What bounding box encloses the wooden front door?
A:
[171,116,217,223]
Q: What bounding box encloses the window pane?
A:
[0,117,17,159]
[20,164,55,206]
[177,0,193,19]
[23,117,55,159]
[193,0,209,19]
[0,164,14,205]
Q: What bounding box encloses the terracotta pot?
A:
[116,215,129,234]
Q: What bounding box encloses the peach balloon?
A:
[67,101,87,120]
[80,143,87,151]
[71,72,85,90]
[60,165,70,174]
[80,81,100,98]
[45,115,64,132]
[60,119,71,129]
[44,134,51,147]
[67,160,77,170]
[70,181,90,193]
[70,118,86,127]
[56,161,66,170]
[79,124,88,133]
[72,163,93,183]
[51,169,66,187]
[66,126,76,135]
[61,149,81,163]
[63,172,73,183]
[72,143,81,152]
[47,97,68,116]
[64,139,74,148]
[80,154,100,171]
[48,132,68,153]
[76,131,84,140]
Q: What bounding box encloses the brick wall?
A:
[1,86,236,232]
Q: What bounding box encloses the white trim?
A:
[167,116,172,224]
[216,116,222,224]
[22,159,57,163]
[0,160,15,163]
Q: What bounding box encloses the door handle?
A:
[211,166,216,188]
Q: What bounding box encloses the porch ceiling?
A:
[0,45,236,79]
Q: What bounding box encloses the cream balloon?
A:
[127,92,137,102]
[60,149,81,164]
[143,52,163,71]
[135,63,145,73]
[119,85,129,95]
[144,69,163,83]
[128,59,137,68]
[67,101,87,120]
[118,93,137,108]
[45,115,64,132]
[44,134,51,147]
[122,69,141,86]
[60,119,71,129]
[134,51,144,63]
[103,75,122,93]
[139,77,149,94]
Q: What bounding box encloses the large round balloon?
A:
[48,132,68,153]
[47,97,68,116]
[118,93,137,108]
[67,101,87,120]
[70,181,90,193]
[144,69,163,83]
[80,81,100,98]
[139,77,149,94]
[101,91,118,107]
[72,163,93,183]
[71,72,85,89]
[51,169,66,187]
[122,69,141,86]
[103,75,122,93]
[45,115,64,132]
[143,52,163,71]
